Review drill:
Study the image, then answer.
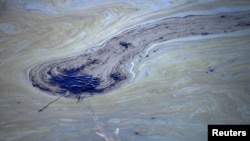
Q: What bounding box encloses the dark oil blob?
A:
[49,68,103,95]
[119,41,132,49]
[110,72,125,82]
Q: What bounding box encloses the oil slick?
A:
[29,10,250,100]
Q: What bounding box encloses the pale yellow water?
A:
[0,0,250,141]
